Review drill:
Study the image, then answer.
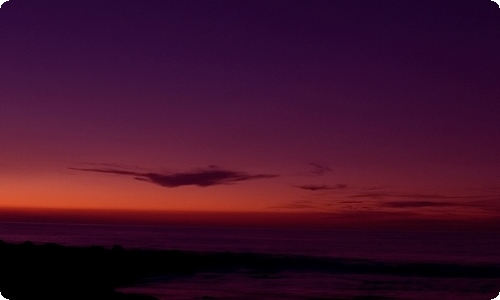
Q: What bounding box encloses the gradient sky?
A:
[1,0,499,229]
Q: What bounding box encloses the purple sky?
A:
[1,0,499,228]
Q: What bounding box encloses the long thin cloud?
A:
[69,166,278,188]
[381,201,458,208]
[296,184,347,191]
[347,192,492,200]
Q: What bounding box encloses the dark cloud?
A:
[348,192,490,200]
[348,192,388,199]
[308,163,332,176]
[382,201,457,208]
[381,200,493,209]
[271,203,319,210]
[361,186,387,191]
[397,194,476,199]
[69,166,277,188]
[296,184,347,191]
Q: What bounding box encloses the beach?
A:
[1,223,500,299]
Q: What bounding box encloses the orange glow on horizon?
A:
[0,206,499,232]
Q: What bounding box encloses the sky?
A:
[1,0,499,229]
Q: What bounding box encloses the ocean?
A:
[0,222,499,299]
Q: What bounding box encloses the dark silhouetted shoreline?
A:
[1,240,500,299]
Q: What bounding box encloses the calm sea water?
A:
[0,222,499,299]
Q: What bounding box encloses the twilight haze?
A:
[1,0,499,230]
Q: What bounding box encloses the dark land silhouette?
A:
[1,240,500,299]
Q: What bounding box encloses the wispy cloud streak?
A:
[382,201,458,208]
[296,184,347,191]
[347,192,492,200]
[308,163,332,176]
[70,166,277,188]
